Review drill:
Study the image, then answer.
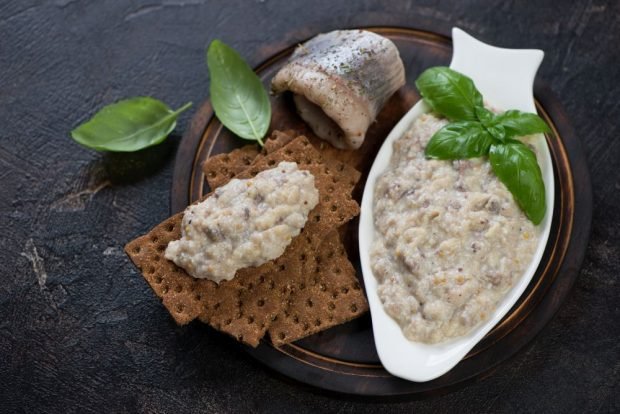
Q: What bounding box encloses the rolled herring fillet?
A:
[271,30,406,149]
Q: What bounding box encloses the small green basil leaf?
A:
[474,106,506,141]
[489,140,546,224]
[494,109,551,137]
[415,67,484,121]
[486,123,506,142]
[70,97,192,152]
[425,121,495,159]
[475,106,494,124]
[207,40,271,146]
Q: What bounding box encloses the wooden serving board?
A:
[171,27,591,397]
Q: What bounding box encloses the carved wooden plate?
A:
[171,27,592,397]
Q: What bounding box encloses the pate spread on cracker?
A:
[165,161,319,283]
[125,133,365,346]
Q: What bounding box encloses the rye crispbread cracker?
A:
[264,129,297,153]
[125,136,359,346]
[124,210,294,347]
[201,130,298,190]
[202,130,361,194]
[202,144,260,190]
[263,131,361,190]
[203,131,360,199]
[268,230,368,345]
[263,132,367,344]
[203,132,368,345]
[199,137,360,339]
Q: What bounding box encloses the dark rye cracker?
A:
[202,130,361,194]
[268,230,368,345]
[125,136,359,346]
[202,130,297,190]
[198,137,360,338]
[124,210,293,347]
[203,131,361,199]
[203,132,368,345]
[263,129,297,153]
[202,144,260,190]
[262,132,367,344]
[264,127,352,163]
[263,130,362,189]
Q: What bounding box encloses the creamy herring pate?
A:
[165,161,319,283]
[370,113,540,343]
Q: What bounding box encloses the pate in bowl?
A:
[358,27,554,382]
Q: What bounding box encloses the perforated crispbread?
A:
[202,130,362,196]
[125,214,197,325]
[203,131,361,199]
[124,208,296,347]
[263,129,297,153]
[201,130,297,190]
[263,131,362,190]
[125,136,360,347]
[203,136,362,341]
[202,132,368,346]
[202,144,260,190]
[268,230,368,345]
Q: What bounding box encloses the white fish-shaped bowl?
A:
[358,27,554,382]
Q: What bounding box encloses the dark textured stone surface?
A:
[0,0,617,412]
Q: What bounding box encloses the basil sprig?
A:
[207,40,271,146]
[415,66,550,224]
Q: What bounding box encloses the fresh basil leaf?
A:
[474,106,506,141]
[489,140,546,224]
[425,121,495,159]
[475,106,494,124]
[485,123,506,142]
[70,97,192,152]
[415,67,483,121]
[207,40,271,146]
[494,109,551,137]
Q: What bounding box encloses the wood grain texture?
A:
[0,0,618,412]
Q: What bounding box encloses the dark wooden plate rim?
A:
[171,26,592,398]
